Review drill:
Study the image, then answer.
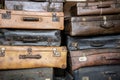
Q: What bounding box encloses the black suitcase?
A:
[0,68,53,80]
[1,29,61,46]
[73,65,120,80]
[5,0,63,12]
[67,35,120,51]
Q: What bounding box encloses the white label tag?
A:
[79,56,87,62]
[45,78,50,80]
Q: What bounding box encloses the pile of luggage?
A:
[0,0,67,80]
[65,0,120,80]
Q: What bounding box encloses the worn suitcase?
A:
[71,0,120,16]
[65,14,120,36]
[0,68,53,80]
[73,65,120,80]
[67,35,120,51]
[0,46,67,69]
[5,1,63,12]
[70,49,120,70]
[1,29,61,46]
[0,9,64,30]
[30,0,65,2]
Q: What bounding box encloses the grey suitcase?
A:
[0,68,53,80]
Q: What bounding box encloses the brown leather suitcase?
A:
[65,14,120,36]
[5,1,63,12]
[69,49,120,71]
[0,9,64,30]
[0,46,67,69]
[71,0,120,16]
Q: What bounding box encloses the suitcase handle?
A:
[19,54,41,59]
[19,48,41,59]
[100,22,114,29]
[22,17,40,22]
[90,41,105,47]
[104,71,117,75]
[22,38,39,42]
[97,4,111,8]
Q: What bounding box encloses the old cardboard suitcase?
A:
[0,68,53,80]
[5,1,63,12]
[71,0,120,16]
[73,65,120,80]
[0,9,64,30]
[70,49,120,70]
[67,35,120,51]
[65,14,120,36]
[0,46,67,69]
[1,29,61,46]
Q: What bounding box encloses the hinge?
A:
[2,11,11,19]
[53,48,61,57]
[52,13,59,22]
[0,48,5,57]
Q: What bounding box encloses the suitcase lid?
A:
[70,14,120,22]
[0,46,67,52]
[77,0,119,7]
[0,9,64,17]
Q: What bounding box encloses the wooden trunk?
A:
[0,9,64,30]
[0,46,67,69]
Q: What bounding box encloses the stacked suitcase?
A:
[65,0,120,80]
[0,0,67,80]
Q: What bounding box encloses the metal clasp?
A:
[53,48,61,57]
[52,13,59,22]
[0,48,5,57]
[2,11,11,19]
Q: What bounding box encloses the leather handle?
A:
[105,56,120,60]
[23,17,40,22]
[97,4,111,8]
[100,22,114,29]
[19,54,41,59]
[90,41,105,47]
[104,71,117,75]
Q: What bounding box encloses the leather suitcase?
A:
[0,46,67,69]
[65,14,120,36]
[70,49,120,70]
[0,9,64,30]
[0,68,53,80]
[73,65,120,80]
[71,0,120,16]
[67,35,120,51]
[5,1,63,12]
[1,29,61,46]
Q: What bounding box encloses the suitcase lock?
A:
[0,48,5,57]
[53,48,61,57]
[52,13,59,22]
[2,11,11,19]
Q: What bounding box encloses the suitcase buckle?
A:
[52,13,59,22]
[2,11,11,19]
[14,5,23,10]
[0,48,5,57]
[53,48,61,57]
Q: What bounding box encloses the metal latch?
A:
[53,48,61,57]
[0,48,5,57]
[19,48,41,59]
[2,11,11,19]
[52,13,59,22]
